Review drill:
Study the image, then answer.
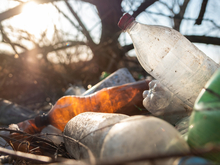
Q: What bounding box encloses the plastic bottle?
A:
[186,68,220,163]
[4,79,150,136]
[0,98,39,126]
[63,112,129,161]
[142,80,192,125]
[82,68,135,96]
[100,115,191,165]
[118,13,220,108]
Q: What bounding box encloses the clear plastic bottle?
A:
[100,115,191,165]
[118,13,220,108]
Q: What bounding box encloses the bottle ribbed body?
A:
[127,22,220,107]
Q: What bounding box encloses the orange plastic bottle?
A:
[16,79,150,134]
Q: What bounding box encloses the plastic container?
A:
[82,68,135,96]
[33,79,150,132]
[64,84,86,96]
[187,68,220,163]
[63,112,129,161]
[118,13,220,108]
[100,115,190,165]
[0,98,39,126]
[0,79,150,142]
[143,80,192,125]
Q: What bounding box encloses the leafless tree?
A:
[0,0,219,108]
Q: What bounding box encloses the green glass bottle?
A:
[187,68,220,163]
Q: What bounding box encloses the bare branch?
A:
[0,0,61,22]
[185,35,220,46]
[157,1,175,15]
[64,0,96,47]
[123,35,220,53]
[53,3,80,30]
[173,0,190,31]
[0,147,52,163]
[195,0,209,25]
[133,0,159,18]
[0,24,18,55]
[144,10,220,29]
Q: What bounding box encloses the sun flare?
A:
[14,1,55,37]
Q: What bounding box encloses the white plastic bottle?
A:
[63,112,129,162]
[118,13,220,107]
[100,115,191,165]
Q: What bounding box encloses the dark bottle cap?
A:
[35,113,49,127]
[118,13,135,30]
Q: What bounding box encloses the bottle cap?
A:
[118,13,135,30]
[35,113,49,127]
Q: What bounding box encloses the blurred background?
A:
[0,0,219,110]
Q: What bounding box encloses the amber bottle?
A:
[12,79,150,135]
[34,79,150,132]
[2,80,150,152]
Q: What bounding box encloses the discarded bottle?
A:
[118,13,220,108]
[82,68,136,96]
[100,115,190,165]
[187,68,220,163]
[142,80,192,125]
[63,112,129,161]
[64,84,86,96]
[0,98,39,126]
[8,79,150,135]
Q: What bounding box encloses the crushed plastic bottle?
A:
[118,13,220,108]
[143,80,192,125]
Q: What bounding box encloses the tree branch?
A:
[133,0,159,18]
[195,0,209,25]
[185,35,220,46]
[18,41,87,58]
[123,35,220,53]
[0,147,52,163]
[173,0,190,31]
[64,0,96,47]
[53,3,80,31]
[0,24,18,55]
[0,0,61,22]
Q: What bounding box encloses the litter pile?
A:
[0,13,220,165]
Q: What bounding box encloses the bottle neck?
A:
[35,113,50,128]
[125,20,137,32]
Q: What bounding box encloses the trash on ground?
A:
[0,98,40,126]
[187,68,220,163]
[63,112,128,161]
[143,80,192,125]
[82,68,136,96]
